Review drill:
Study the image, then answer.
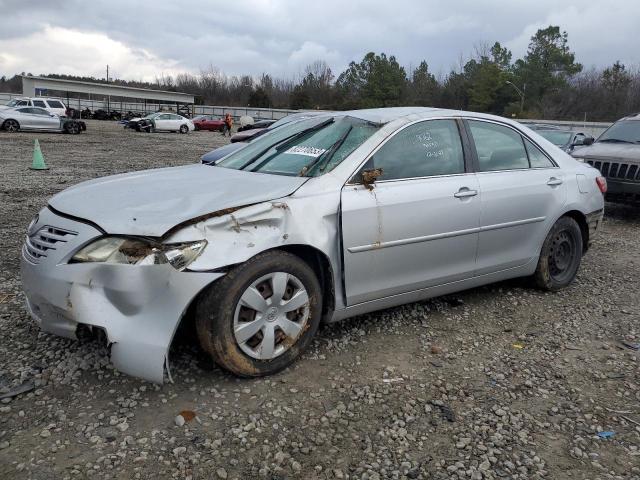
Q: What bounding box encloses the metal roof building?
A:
[21,75,194,104]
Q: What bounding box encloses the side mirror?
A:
[360,168,384,190]
[583,136,594,146]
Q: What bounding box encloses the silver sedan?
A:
[0,106,82,133]
[21,108,605,382]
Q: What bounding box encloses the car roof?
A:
[618,113,640,121]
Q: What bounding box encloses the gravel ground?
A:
[0,121,639,480]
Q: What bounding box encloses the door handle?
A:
[547,177,563,186]
[454,188,478,198]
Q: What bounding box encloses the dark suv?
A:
[572,114,640,203]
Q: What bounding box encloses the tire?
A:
[65,122,80,134]
[532,216,583,291]
[179,124,188,134]
[2,119,20,132]
[196,250,322,377]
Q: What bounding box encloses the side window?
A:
[17,100,28,106]
[371,119,465,181]
[468,121,529,171]
[46,100,64,108]
[33,100,47,108]
[31,108,49,115]
[525,139,554,168]
[16,107,32,114]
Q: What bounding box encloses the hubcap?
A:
[549,230,576,281]
[6,120,18,132]
[233,272,310,360]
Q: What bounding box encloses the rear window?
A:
[46,100,64,108]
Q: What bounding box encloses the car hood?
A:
[231,128,267,141]
[48,164,307,237]
[572,142,640,162]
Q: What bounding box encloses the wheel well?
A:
[562,210,589,253]
[276,245,336,322]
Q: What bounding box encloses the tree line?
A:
[1,25,638,121]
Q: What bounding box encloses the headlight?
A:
[70,237,207,271]
[573,157,585,163]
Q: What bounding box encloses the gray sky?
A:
[0,0,637,82]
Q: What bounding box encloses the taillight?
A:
[596,176,607,194]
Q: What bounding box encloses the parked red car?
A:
[192,115,225,132]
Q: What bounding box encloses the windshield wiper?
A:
[236,118,334,171]
[599,138,634,144]
[299,125,353,177]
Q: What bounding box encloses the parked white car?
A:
[127,112,195,133]
[0,97,67,116]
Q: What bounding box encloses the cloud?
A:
[0,0,638,82]
[0,25,184,81]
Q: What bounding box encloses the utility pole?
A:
[506,81,526,115]
[106,65,110,114]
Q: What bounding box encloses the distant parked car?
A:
[192,115,225,132]
[127,112,195,134]
[571,113,640,203]
[237,119,277,132]
[528,124,594,153]
[0,97,67,116]
[201,112,330,163]
[0,107,85,133]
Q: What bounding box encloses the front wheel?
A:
[532,216,583,291]
[179,124,188,134]
[195,250,322,377]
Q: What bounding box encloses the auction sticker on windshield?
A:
[285,146,327,157]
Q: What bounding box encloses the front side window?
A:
[469,121,529,171]
[370,119,465,180]
[217,115,381,177]
[16,107,32,114]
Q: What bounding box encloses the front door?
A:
[341,119,481,306]
[465,119,567,274]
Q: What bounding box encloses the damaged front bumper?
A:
[20,207,223,383]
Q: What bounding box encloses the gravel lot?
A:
[1,121,639,480]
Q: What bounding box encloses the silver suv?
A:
[571,114,640,203]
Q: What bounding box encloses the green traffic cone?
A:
[30,139,49,170]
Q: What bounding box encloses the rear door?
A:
[341,118,481,305]
[465,119,566,274]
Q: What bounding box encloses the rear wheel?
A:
[3,119,19,132]
[195,250,322,377]
[179,124,188,134]
[65,121,80,134]
[532,216,583,291]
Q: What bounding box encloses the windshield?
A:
[598,120,640,144]
[6,99,21,107]
[216,115,381,177]
[144,113,159,119]
[536,130,572,146]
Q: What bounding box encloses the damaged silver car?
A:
[21,108,606,383]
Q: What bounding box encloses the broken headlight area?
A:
[69,237,207,271]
